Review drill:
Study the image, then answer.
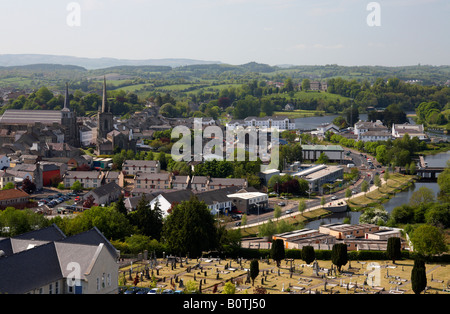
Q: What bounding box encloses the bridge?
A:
[415,155,444,181]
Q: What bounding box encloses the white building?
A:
[227,116,296,131]
[293,164,344,193]
[122,160,160,176]
[392,123,428,141]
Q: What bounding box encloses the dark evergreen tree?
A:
[411,258,427,295]
[271,239,285,267]
[386,237,402,264]
[250,260,259,286]
[301,245,316,264]
[331,243,348,272]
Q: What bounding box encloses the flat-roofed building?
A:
[319,223,379,240]
[293,165,344,194]
[227,191,268,214]
[301,145,345,163]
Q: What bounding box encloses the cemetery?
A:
[118,251,450,294]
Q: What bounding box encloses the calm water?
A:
[304,151,449,229]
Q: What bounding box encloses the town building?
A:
[0,83,80,147]
[63,171,103,189]
[226,116,296,131]
[293,164,344,194]
[392,123,428,141]
[122,160,160,176]
[0,189,30,209]
[227,191,269,214]
[319,223,380,240]
[301,145,345,163]
[0,171,15,189]
[0,225,119,294]
[83,182,123,206]
[134,172,172,190]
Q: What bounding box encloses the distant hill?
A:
[0,54,222,70]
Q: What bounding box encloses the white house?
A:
[149,190,194,217]
[392,123,428,141]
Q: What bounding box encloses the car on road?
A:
[277,202,286,206]
[286,209,294,214]
[331,196,338,200]
[235,222,241,227]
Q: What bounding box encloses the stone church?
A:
[0,83,80,148]
[96,78,136,155]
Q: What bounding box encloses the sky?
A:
[0,0,449,66]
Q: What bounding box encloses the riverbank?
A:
[347,173,416,210]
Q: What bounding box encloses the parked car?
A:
[147,288,159,294]
[162,289,174,294]
[277,202,286,206]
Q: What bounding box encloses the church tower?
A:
[61,83,80,147]
[97,77,114,141]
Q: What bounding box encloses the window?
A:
[107,273,111,286]
[55,281,59,294]
[97,278,100,291]
[49,283,53,294]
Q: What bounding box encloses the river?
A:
[295,112,450,141]
[304,151,449,229]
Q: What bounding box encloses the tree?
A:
[271,239,285,267]
[129,196,163,240]
[298,200,307,216]
[331,243,348,272]
[83,195,95,209]
[316,153,329,164]
[345,188,352,198]
[409,186,435,207]
[374,175,382,189]
[71,180,83,193]
[411,258,427,295]
[114,194,128,216]
[2,182,15,190]
[301,79,310,92]
[222,281,236,294]
[301,246,315,264]
[273,206,281,221]
[361,180,369,195]
[21,178,36,194]
[384,171,390,183]
[410,224,447,258]
[249,260,259,286]
[386,237,402,264]
[162,196,218,257]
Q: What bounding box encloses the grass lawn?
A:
[238,208,331,237]
[348,173,415,209]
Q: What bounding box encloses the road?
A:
[228,149,387,229]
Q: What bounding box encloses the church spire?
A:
[102,76,107,113]
[63,82,70,111]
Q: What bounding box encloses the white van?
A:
[347,163,355,168]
